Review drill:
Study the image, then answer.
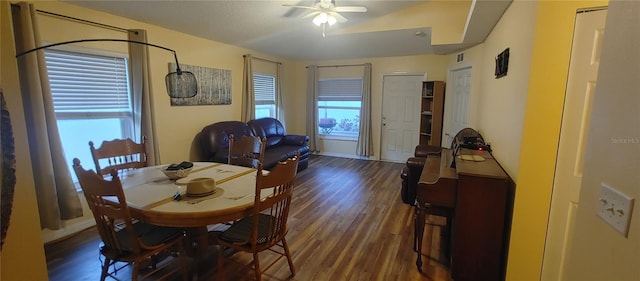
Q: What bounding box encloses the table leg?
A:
[186,226,209,280]
[415,206,426,272]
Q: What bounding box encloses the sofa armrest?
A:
[283,134,309,146]
[401,157,427,205]
[415,145,443,158]
[407,156,427,169]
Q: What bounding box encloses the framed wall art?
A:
[495,48,509,79]
[168,63,231,106]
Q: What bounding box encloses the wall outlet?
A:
[597,183,634,237]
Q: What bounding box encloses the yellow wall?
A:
[507,1,608,280]
[1,2,49,280]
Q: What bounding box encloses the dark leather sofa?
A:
[198,117,310,172]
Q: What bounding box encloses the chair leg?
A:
[282,238,296,276]
[131,262,140,281]
[413,210,419,252]
[217,245,225,281]
[100,258,111,281]
[178,243,189,281]
[253,252,262,281]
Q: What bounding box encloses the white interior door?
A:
[542,8,607,281]
[380,75,423,162]
[443,67,471,147]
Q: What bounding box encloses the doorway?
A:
[442,67,472,147]
[542,8,607,280]
[380,74,423,162]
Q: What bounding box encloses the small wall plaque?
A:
[495,48,509,78]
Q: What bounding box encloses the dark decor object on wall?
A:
[1,90,16,251]
[495,48,510,78]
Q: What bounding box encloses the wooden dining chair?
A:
[72,158,189,281]
[228,134,265,169]
[89,136,148,176]
[216,155,300,281]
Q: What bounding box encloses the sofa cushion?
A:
[260,144,310,168]
[247,118,287,148]
[198,121,254,163]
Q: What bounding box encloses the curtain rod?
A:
[35,9,132,34]
[243,55,282,65]
[306,63,367,68]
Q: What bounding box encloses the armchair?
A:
[400,145,443,205]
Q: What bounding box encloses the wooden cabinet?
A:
[420,81,445,146]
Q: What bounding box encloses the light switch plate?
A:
[597,183,634,237]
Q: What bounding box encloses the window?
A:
[317,78,362,139]
[254,73,276,119]
[44,49,134,184]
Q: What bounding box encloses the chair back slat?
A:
[229,134,265,168]
[90,137,148,176]
[251,155,299,247]
[73,158,188,281]
[73,159,143,254]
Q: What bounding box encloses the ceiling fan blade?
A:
[334,6,367,13]
[330,12,348,23]
[303,11,322,19]
[282,4,320,10]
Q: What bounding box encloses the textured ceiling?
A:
[62,0,512,60]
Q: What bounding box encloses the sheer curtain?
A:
[305,65,319,152]
[128,29,160,165]
[241,54,255,122]
[11,2,82,229]
[356,63,373,156]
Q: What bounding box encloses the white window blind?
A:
[253,73,276,105]
[44,49,131,116]
[318,78,363,101]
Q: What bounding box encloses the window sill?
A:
[319,135,358,142]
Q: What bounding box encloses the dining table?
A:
[117,162,265,258]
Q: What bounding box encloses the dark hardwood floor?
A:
[45,155,452,281]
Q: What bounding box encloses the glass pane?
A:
[57,118,131,184]
[255,104,275,119]
[318,107,360,138]
[318,101,361,107]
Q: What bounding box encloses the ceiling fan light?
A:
[327,15,337,26]
[313,12,328,26]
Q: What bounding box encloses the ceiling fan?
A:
[284,0,368,37]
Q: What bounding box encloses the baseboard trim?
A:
[314,151,374,160]
[42,220,96,244]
